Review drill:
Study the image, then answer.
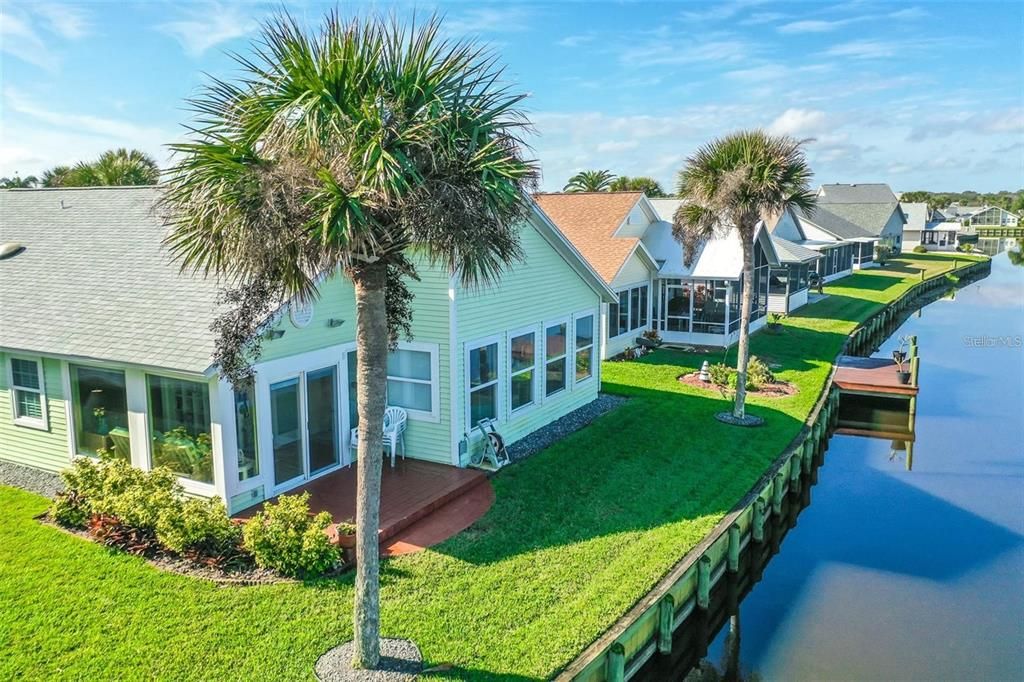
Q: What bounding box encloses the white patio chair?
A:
[382,406,408,468]
[349,406,408,468]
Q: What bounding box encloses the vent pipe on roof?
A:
[0,242,25,260]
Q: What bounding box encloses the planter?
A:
[896,371,911,385]
[335,530,357,564]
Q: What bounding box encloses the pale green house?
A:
[0,187,615,513]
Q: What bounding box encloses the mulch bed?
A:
[677,372,799,398]
[35,513,299,586]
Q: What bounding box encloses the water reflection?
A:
[638,252,1024,680]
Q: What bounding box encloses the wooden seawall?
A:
[557,257,991,682]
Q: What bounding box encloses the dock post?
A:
[697,555,712,609]
[752,499,766,543]
[906,440,914,472]
[801,438,813,473]
[608,642,626,682]
[772,472,786,516]
[910,355,920,387]
[789,456,802,494]
[657,596,675,655]
[727,523,741,573]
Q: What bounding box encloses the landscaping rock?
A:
[314,639,422,682]
[505,394,627,463]
[0,460,62,498]
[714,411,765,427]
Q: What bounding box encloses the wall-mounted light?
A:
[265,329,285,340]
[328,318,346,328]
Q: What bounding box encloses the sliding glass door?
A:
[306,366,339,474]
[269,366,341,488]
[270,378,304,486]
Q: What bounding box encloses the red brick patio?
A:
[236,459,492,553]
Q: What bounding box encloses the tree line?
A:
[562,169,669,196]
[0,148,159,188]
[900,189,1024,213]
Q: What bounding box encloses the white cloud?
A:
[908,108,1024,141]
[596,140,639,153]
[824,39,897,59]
[0,3,91,71]
[157,3,260,58]
[779,18,861,34]
[443,7,533,36]
[620,40,749,67]
[767,108,830,137]
[0,88,175,177]
[557,33,594,48]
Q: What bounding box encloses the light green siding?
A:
[258,262,454,465]
[455,221,603,462]
[0,353,70,473]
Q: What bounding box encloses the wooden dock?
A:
[833,356,918,397]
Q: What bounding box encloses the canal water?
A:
[694,250,1024,680]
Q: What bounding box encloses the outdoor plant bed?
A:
[35,512,295,585]
[677,371,799,398]
[314,638,423,681]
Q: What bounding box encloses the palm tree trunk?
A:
[350,261,387,670]
[734,239,754,420]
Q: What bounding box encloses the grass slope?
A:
[0,254,981,681]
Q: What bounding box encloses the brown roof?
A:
[533,192,645,284]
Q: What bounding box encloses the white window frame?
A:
[385,341,441,422]
[507,325,540,416]
[67,362,131,458]
[610,283,650,338]
[573,309,597,386]
[543,316,570,398]
[465,335,502,428]
[144,370,218,495]
[7,355,47,430]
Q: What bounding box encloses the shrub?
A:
[100,463,181,531]
[957,242,974,253]
[748,356,776,388]
[89,514,160,556]
[912,244,928,254]
[708,362,732,388]
[875,244,893,264]
[242,493,339,577]
[156,497,241,555]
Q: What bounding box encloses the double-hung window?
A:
[545,322,568,396]
[468,341,500,425]
[610,284,649,337]
[9,357,46,429]
[574,314,595,382]
[386,348,434,417]
[509,330,536,412]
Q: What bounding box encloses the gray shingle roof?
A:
[0,187,222,373]
[770,235,822,263]
[901,202,929,231]
[795,206,875,240]
[818,183,898,203]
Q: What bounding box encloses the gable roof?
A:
[818,183,898,203]
[770,235,822,264]
[796,205,875,241]
[532,192,653,284]
[901,202,930,231]
[817,183,903,237]
[644,199,779,278]
[0,187,223,374]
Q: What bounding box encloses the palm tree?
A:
[160,11,535,669]
[674,130,815,424]
[563,169,615,192]
[609,175,667,197]
[0,174,38,188]
[40,149,159,187]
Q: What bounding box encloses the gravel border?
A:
[714,411,765,427]
[0,460,62,498]
[505,393,628,464]
[315,639,422,681]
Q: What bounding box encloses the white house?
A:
[902,202,959,250]
[768,206,867,282]
[817,183,906,254]
[534,193,781,355]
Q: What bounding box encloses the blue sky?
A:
[1,0,1021,192]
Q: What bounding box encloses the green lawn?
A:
[0,253,982,681]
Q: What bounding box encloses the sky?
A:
[1,0,1022,193]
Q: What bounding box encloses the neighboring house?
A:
[0,187,615,514]
[953,205,1020,229]
[765,234,822,314]
[768,206,869,282]
[535,193,781,352]
[902,202,959,250]
[817,183,906,254]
